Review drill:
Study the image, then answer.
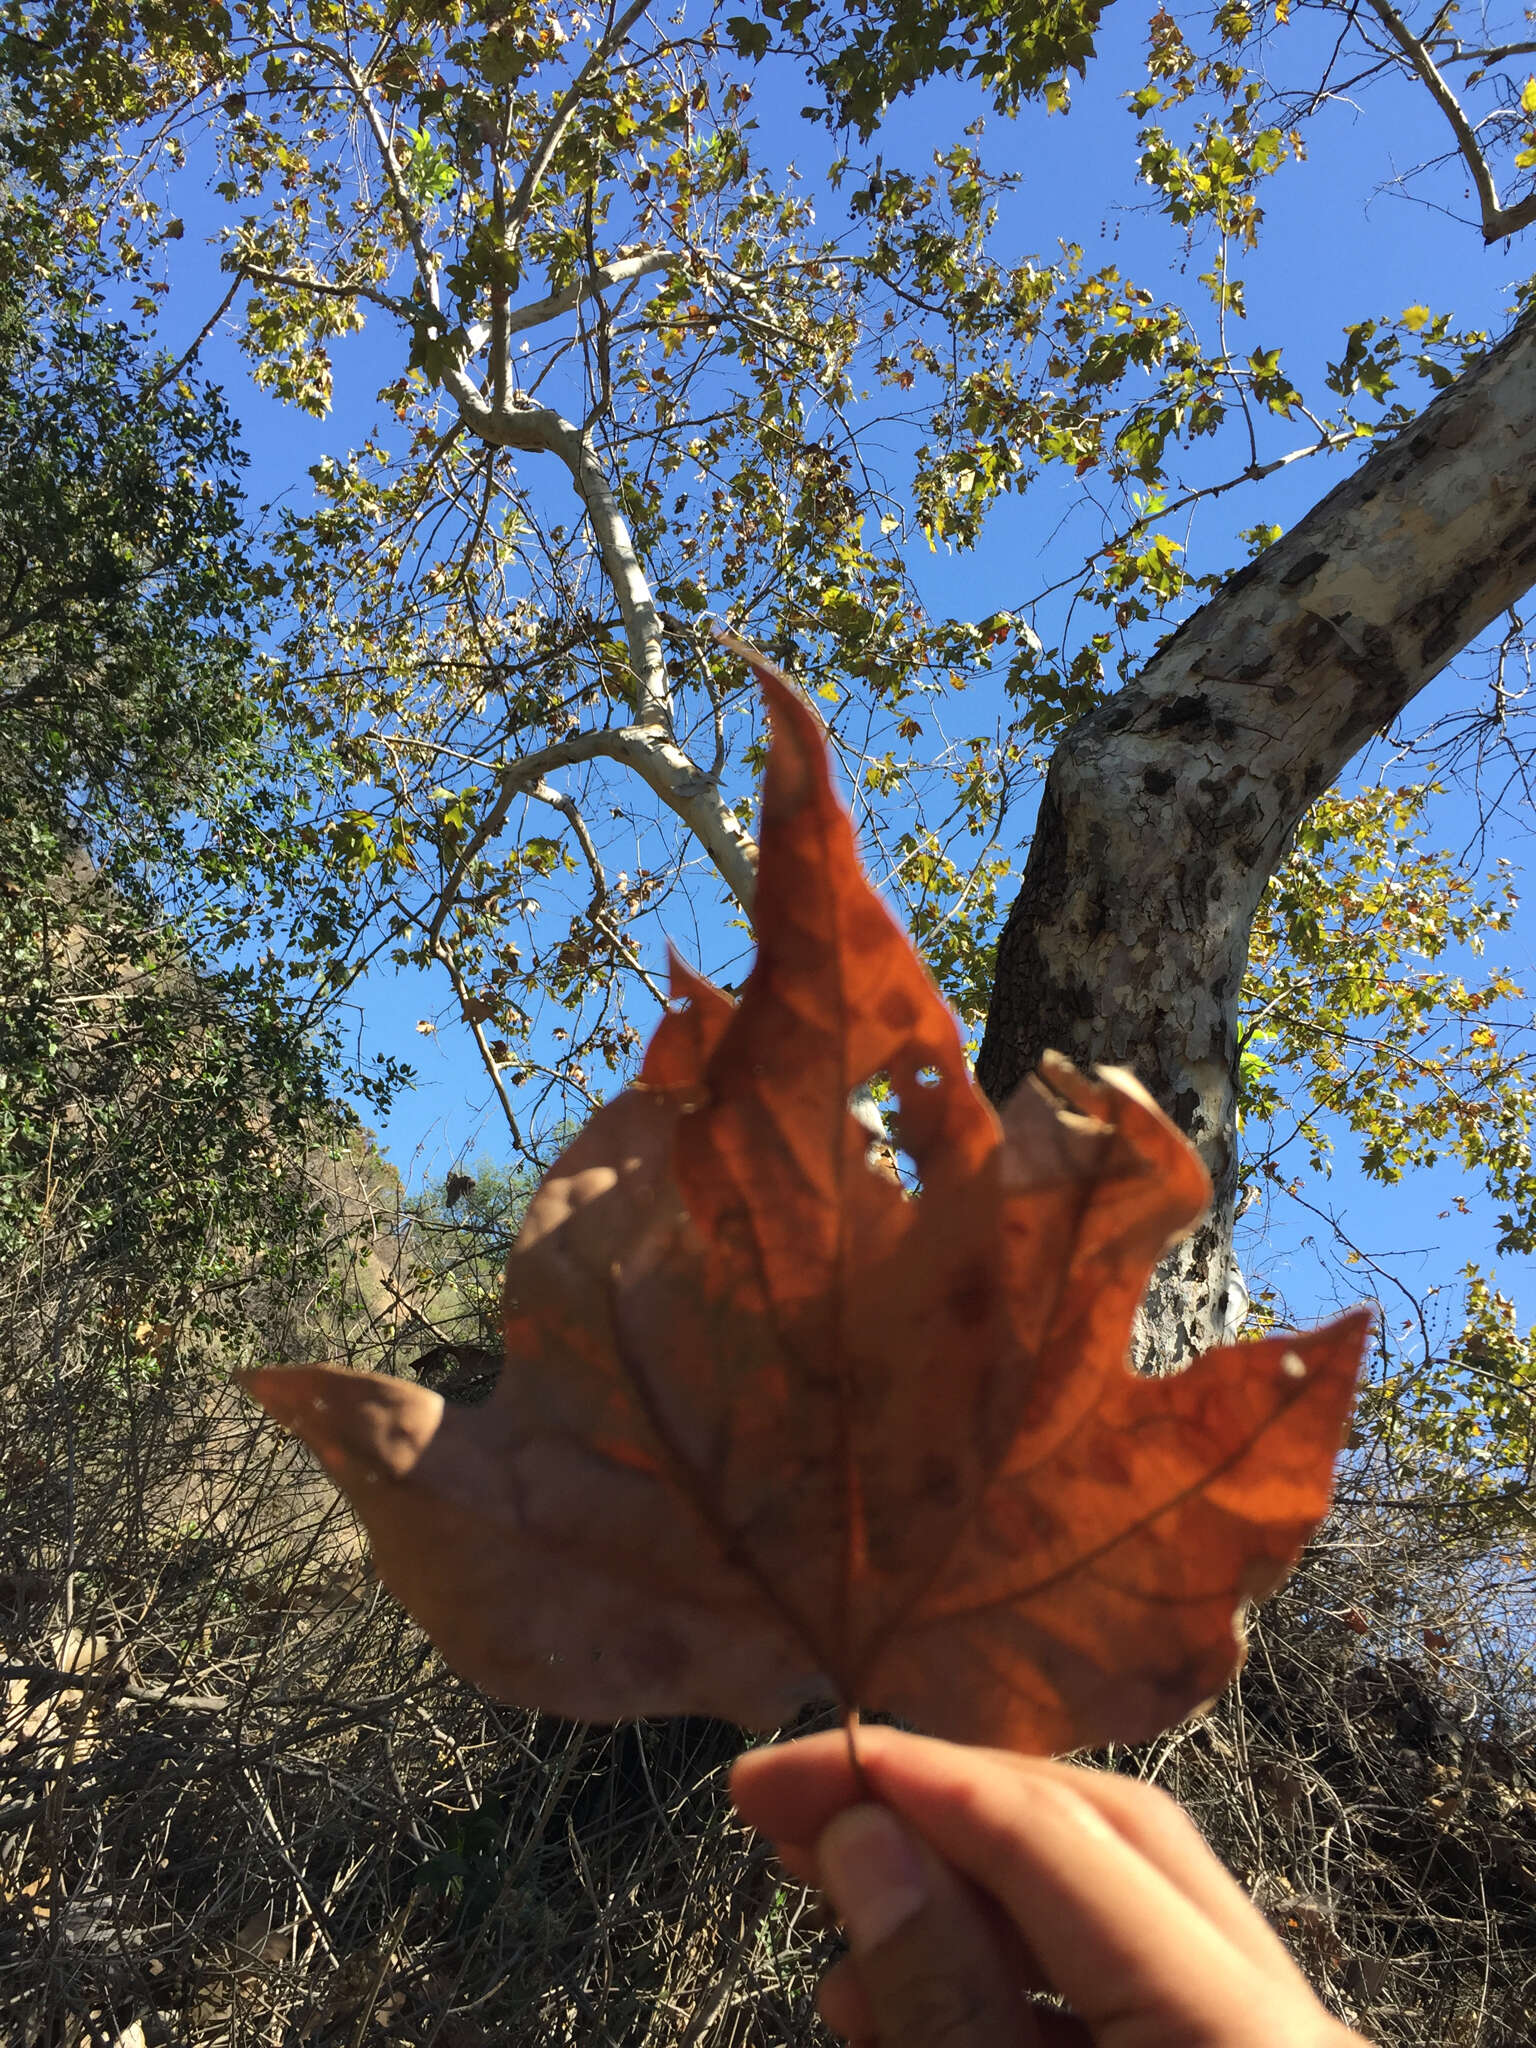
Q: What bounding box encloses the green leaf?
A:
[726,15,772,60]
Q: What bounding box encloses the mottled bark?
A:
[977,309,1536,1370]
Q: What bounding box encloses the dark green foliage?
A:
[0,299,265,877]
[0,824,333,1285]
[0,248,357,1293]
[0,2,169,190]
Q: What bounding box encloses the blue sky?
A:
[134,7,1535,1340]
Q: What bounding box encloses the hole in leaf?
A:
[892,1148,921,1191]
[853,1074,920,1193]
[915,1064,942,1089]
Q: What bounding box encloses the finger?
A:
[821,1956,1097,2048]
[1020,1759,1299,1983]
[858,1740,1307,1998]
[853,1746,1332,2043]
[1025,2017,1095,2047]
[765,1834,1044,2005]
[816,1802,1040,2048]
[816,1953,872,2041]
[819,1960,1099,2048]
[769,1840,819,1888]
[738,1733,1318,2039]
[733,1738,1060,2008]
[772,1837,1055,1991]
[735,1731,1294,1987]
[731,1728,863,1840]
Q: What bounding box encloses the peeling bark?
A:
[977,309,1536,1370]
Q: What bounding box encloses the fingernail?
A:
[818,1805,929,1953]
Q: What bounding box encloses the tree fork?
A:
[977,308,1536,1368]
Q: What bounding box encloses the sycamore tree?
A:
[8,0,1536,1519]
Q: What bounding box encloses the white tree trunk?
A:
[977,309,1536,1370]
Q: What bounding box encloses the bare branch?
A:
[491,159,509,414]
[424,718,757,961]
[431,938,524,1150]
[347,65,442,306]
[1427,36,1536,65]
[1364,0,1536,241]
[148,272,244,398]
[463,248,673,357]
[508,720,757,908]
[237,260,417,324]
[448,392,673,736]
[524,775,669,1005]
[527,776,608,905]
[594,914,671,1009]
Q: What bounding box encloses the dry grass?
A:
[1117,1522,1536,2044]
[0,1167,838,2048]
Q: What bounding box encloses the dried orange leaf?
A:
[245,664,1367,1753]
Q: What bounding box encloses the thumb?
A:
[817,1804,1034,2048]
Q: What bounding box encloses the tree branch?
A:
[527,776,607,904]
[523,774,669,1005]
[1427,36,1536,65]
[503,0,655,277]
[237,260,416,324]
[424,719,757,957]
[1365,0,1536,241]
[444,390,673,735]
[513,721,757,907]
[348,65,441,306]
[148,273,244,398]
[256,11,753,964]
[463,248,673,356]
[491,158,509,414]
[431,937,524,1150]
[244,238,677,740]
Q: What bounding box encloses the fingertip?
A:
[729,1728,864,1838]
[726,1741,782,1830]
[727,1742,766,1800]
[814,1792,1031,2047]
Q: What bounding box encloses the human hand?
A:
[730,1725,1364,2047]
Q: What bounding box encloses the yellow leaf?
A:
[1401,305,1431,332]
[1520,74,1536,114]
